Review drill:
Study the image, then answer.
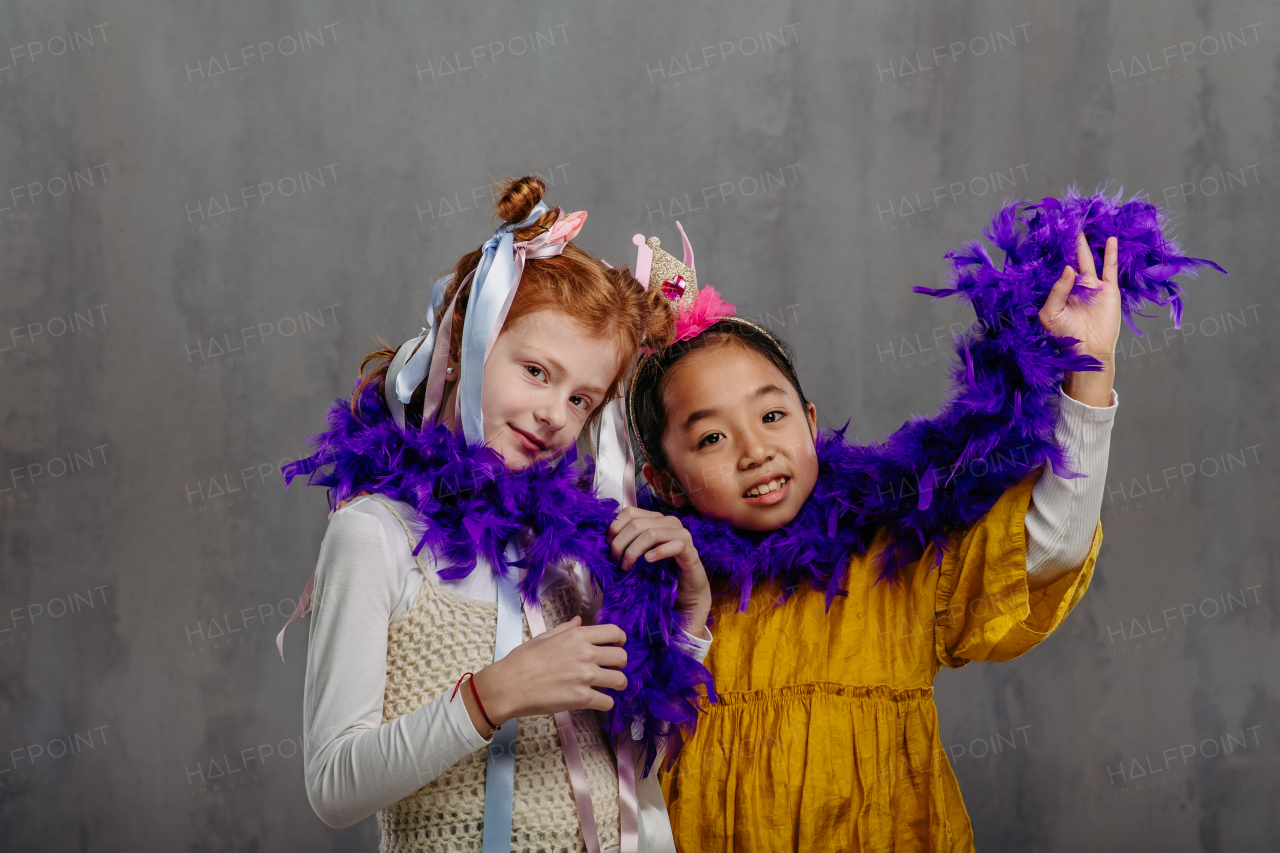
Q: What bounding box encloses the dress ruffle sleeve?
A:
[934,469,1101,669]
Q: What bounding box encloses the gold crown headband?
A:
[640,235,699,313]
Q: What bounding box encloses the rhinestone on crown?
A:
[646,237,698,313]
[662,275,686,300]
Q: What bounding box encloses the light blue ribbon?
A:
[394,275,452,403]
[481,540,524,853]
[458,201,550,444]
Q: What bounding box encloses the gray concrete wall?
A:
[0,0,1275,849]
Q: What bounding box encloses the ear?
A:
[642,461,689,508]
[805,401,818,440]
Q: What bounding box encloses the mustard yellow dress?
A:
[660,471,1101,852]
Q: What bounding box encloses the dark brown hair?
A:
[354,176,674,429]
[629,319,809,474]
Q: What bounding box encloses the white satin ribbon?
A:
[385,275,453,428]
[593,392,637,508]
[394,275,452,401]
[384,334,426,429]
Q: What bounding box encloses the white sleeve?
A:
[1025,385,1119,587]
[302,507,492,829]
[678,627,713,663]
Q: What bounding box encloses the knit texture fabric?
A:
[374,501,620,853]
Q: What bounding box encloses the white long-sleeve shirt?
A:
[1026,386,1119,586]
[302,384,1117,835]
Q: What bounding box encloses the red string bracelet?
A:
[451,671,499,735]
[450,671,472,702]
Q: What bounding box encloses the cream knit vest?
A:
[373,498,620,853]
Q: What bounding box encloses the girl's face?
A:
[480,308,621,469]
[645,342,819,531]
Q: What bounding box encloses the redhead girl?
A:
[284,177,713,853]
[611,198,1221,851]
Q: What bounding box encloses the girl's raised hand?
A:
[608,507,711,640]
[1038,232,1121,406]
[1039,232,1122,357]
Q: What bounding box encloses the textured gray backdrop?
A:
[0,0,1275,850]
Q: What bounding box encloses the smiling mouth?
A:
[510,426,547,454]
[743,476,790,499]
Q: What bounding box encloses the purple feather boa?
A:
[282,382,713,774]
[657,190,1225,612]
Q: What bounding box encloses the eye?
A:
[525,365,545,380]
[698,432,724,448]
[569,395,590,410]
[762,410,785,424]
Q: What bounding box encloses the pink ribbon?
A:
[615,734,639,853]
[420,282,464,428]
[523,600,603,853]
[275,570,314,661]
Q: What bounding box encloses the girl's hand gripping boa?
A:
[283,380,713,776]
[663,189,1225,618]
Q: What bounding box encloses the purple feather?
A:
[916,463,936,511]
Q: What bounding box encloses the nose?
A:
[534,397,569,434]
[738,425,775,471]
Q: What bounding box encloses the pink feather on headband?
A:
[671,285,735,343]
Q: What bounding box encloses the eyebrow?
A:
[523,345,608,398]
[682,383,789,431]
